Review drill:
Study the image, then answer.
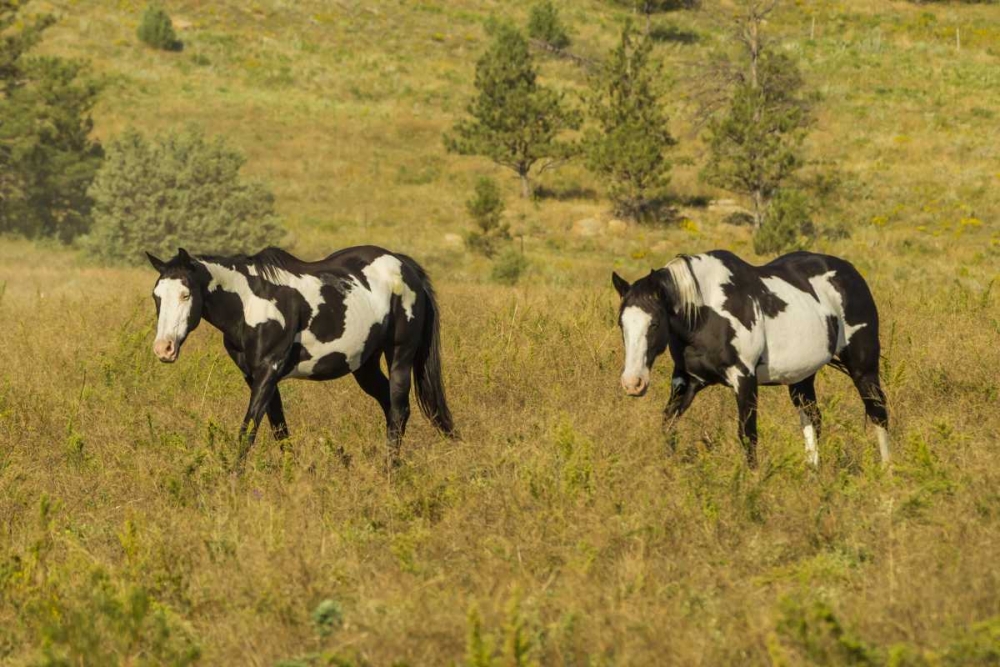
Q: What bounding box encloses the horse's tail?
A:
[399,254,455,437]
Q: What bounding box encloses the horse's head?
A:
[146,248,205,363]
[612,270,674,397]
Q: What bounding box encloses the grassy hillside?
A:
[2,0,1000,664]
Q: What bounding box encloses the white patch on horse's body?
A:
[757,275,835,384]
[286,254,416,377]
[620,306,652,387]
[266,267,326,318]
[684,254,764,386]
[153,278,192,342]
[365,255,417,321]
[800,409,819,466]
[201,261,286,327]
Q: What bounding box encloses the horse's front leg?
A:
[734,374,759,468]
[226,338,290,443]
[266,388,290,443]
[663,374,702,432]
[236,365,283,472]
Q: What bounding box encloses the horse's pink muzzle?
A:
[153,339,178,363]
[621,375,648,397]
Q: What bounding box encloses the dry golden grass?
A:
[1,236,999,665]
[3,0,1000,664]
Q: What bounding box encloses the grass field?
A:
[2,0,1000,664]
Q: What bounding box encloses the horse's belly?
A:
[757,314,833,385]
[286,352,352,381]
[284,334,360,380]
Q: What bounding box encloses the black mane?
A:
[197,246,304,282]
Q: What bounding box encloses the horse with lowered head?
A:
[612,249,889,468]
[146,245,454,469]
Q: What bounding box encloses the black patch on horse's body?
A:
[825,315,840,356]
[148,245,455,470]
[710,250,788,329]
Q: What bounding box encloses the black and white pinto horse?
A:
[146,246,454,468]
[612,250,889,468]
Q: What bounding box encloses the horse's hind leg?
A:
[352,354,392,438]
[853,371,889,465]
[385,344,415,459]
[838,333,890,466]
[789,375,821,467]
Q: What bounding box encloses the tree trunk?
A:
[519,172,531,199]
[751,189,765,231]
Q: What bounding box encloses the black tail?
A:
[399,255,455,436]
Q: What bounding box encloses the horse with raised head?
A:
[612,250,889,468]
[146,246,454,468]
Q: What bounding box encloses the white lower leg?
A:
[800,409,818,467]
[876,425,890,466]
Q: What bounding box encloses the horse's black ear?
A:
[612,272,630,298]
[146,251,166,272]
[177,247,191,264]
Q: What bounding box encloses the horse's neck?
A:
[195,258,255,338]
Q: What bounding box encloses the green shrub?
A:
[490,248,529,286]
[465,176,510,258]
[86,126,283,264]
[528,1,571,50]
[774,594,879,666]
[137,4,181,52]
[753,188,815,255]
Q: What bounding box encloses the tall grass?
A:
[1,238,998,664]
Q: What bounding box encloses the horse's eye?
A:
[181,293,191,301]
[649,322,659,331]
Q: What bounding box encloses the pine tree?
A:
[528,1,571,50]
[700,0,809,232]
[584,22,675,221]
[137,3,181,52]
[0,0,102,242]
[444,23,580,198]
[465,176,510,258]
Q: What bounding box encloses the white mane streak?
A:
[664,256,702,326]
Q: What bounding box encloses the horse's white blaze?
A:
[288,255,412,377]
[621,306,652,387]
[876,425,890,465]
[202,261,286,327]
[799,409,819,467]
[153,279,192,342]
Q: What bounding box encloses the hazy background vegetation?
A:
[1,0,999,664]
